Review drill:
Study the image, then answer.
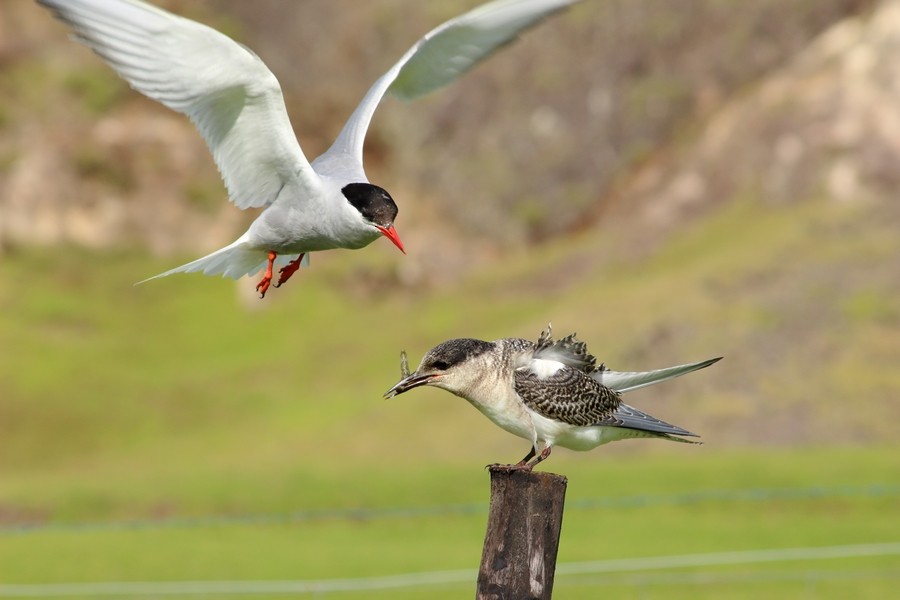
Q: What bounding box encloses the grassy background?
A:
[1,197,898,597]
[1,449,897,598]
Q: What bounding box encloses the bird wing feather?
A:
[39,0,320,209]
[515,361,700,440]
[592,403,700,440]
[318,0,578,173]
[514,365,620,427]
[532,325,597,373]
[593,357,723,393]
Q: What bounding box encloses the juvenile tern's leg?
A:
[256,251,277,298]
[485,447,539,471]
[515,447,537,467]
[523,446,552,471]
[274,253,305,288]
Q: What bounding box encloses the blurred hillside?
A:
[0,0,874,282]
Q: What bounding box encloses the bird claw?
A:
[255,250,278,299]
[274,254,304,288]
[485,446,550,471]
[255,275,272,298]
[485,462,534,472]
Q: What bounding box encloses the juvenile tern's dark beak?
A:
[384,372,437,398]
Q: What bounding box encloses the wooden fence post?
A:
[476,466,568,600]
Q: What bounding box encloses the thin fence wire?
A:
[0,542,898,597]
[555,566,900,589]
[2,483,896,536]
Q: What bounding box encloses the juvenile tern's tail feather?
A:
[595,357,723,393]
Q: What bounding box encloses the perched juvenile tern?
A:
[386,326,721,469]
[39,0,577,297]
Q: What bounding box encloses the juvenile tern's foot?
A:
[485,462,533,472]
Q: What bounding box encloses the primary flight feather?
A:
[39,0,577,297]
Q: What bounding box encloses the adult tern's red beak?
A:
[377,224,405,254]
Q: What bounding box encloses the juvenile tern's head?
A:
[384,338,496,398]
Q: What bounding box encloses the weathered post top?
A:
[476,466,568,600]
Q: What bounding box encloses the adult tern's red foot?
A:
[273,254,306,293]
[255,251,277,299]
[38,0,578,297]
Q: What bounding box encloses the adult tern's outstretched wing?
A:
[39,0,319,210]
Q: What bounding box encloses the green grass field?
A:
[1,448,897,598]
[1,197,898,597]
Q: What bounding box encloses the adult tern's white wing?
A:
[39,0,319,209]
[319,0,578,173]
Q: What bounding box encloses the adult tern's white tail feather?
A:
[135,237,304,284]
[595,357,723,393]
